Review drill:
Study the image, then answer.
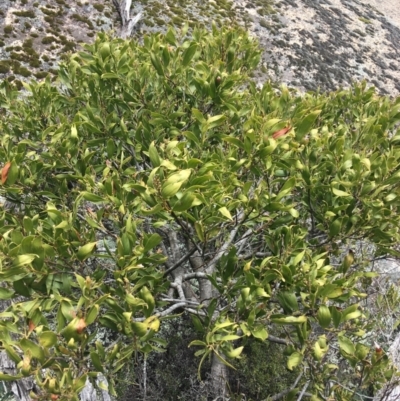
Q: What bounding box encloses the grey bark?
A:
[0,351,35,401]
[112,0,142,39]
[80,376,112,401]
[210,354,229,400]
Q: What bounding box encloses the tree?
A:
[1,24,400,400]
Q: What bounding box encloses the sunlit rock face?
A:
[241,0,400,96]
[0,0,399,96]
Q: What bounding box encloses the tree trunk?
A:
[199,270,229,398]
[210,354,229,400]
[112,0,142,39]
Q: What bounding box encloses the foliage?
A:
[0,24,400,400]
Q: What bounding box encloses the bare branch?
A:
[163,247,198,277]
[170,279,185,300]
[206,210,245,274]
[267,335,289,345]
[296,381,310,401]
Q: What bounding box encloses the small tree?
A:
[1,24,400,400]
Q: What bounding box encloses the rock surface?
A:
[0,0,399,96]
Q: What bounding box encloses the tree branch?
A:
[267,335,289,345]
[163,247,198,277]
[206,210,245,274]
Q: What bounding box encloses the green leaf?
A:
[161,169,191,198]
[38,331,58,348]
[251,326,268,341]
[143,233,162,253]
[90,351,104,372]
[13,254,35,268]
[182,43,198,67]
[77,242,97,261]
[0,373,23,381]
[150,52,164,75]
[131,322,148,337]
[207,114,226,129]
[332,187,352,197]
[86,304,99,325]
[82,192,105,203]
[338,335,355,355]
[73,374,88,392]
[19,338,45,362]
[101,72,119,79]
[277,292,298,313]
[329,219,341,237]
[0,287,15,300]
[295,110,321,138]
[218,207,233,221]
[287,351,303,370]
[172,192,196,212]
[317,306,331,328]
[148,141,161,167]
[271,315,307,325]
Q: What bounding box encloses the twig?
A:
[163,247,198,277]
[296,381,310,401]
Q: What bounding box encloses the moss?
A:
[0,61,10,74]
[24,22,32,29]
[13,10,36,18]
[18,67,31,77]
[40,7,57,16]
[353,28,367,37]
[41,55,50,62]
[93,3,105,12]
[154,17,166,26]
[29,59,40,68]
[86,32,95,38]
[0,40,4,47]
[42,36,57,45]
[13,80,23,90]
[21,0,28,4]
[359,17,372,24]
[4,25,13,34]
[55,0,67,5]
[7,75,15,82]
[34,71,48,79]
[23,39,33,48]
[71,14,95,29]
[30,33,39,38]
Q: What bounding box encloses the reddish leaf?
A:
[1,162,11,184]
[272,126,291,139]
[28,320,35,332]
[76,318,87,334]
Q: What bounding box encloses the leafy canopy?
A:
[1,23,400,400]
